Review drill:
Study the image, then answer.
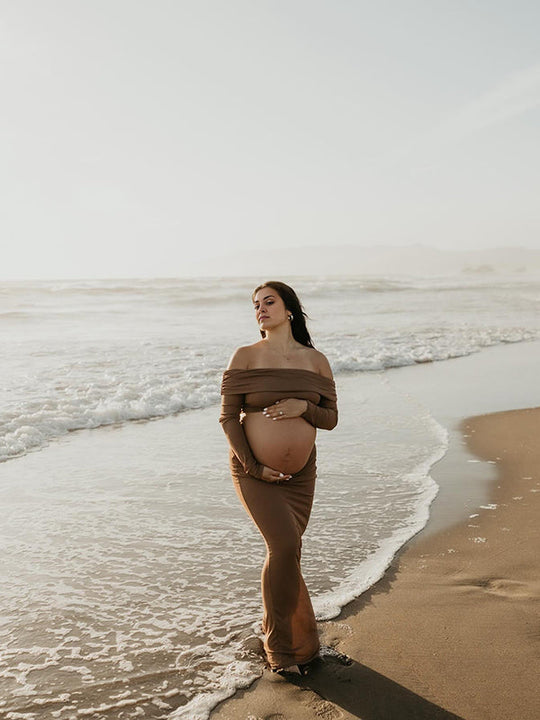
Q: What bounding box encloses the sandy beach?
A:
[211,405,540,720]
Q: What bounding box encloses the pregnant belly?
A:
[244,413,316,475]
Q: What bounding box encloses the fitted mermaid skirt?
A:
[230,446,320,669]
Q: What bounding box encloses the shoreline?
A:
[2,341,540,718]
[210,405,540,720]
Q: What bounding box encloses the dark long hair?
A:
[252,280,314,348]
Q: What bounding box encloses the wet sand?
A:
[210,406,540,720]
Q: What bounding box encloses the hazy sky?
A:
[2,1,540,279]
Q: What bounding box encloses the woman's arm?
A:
[219,391,265,480]
[300,395,338,430]
[263,395,337,429]
[302,351,337,429]
[219,346,265,479]
[262,350,338,430]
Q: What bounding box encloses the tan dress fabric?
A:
[219,368,338,669]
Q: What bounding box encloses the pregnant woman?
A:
[219,281,338,675]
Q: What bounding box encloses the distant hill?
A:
[188,244,540,277]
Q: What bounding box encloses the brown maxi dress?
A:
[219,368,338,669]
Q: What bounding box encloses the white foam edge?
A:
[168,660,260,720]
[313,414,448,620]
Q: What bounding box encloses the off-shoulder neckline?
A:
[223,367,332,379]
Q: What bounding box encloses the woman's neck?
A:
[263,326,298,356]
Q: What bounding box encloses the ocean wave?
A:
[328,326,539,373]
[0,354,222,463]
[1,326,538,464]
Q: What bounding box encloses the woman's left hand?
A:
[262,398,308,421]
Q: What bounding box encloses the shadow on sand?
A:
[279,655,466,720]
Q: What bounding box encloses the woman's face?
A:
[253,286,288,332]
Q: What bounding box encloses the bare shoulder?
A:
[226,342,263,370]
[308,348,334,379]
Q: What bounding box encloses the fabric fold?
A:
[221,367,337,401]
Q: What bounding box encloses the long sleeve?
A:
[219,392,265,479]
[301,395,338,430]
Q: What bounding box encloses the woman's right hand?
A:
[261,466,292,484]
